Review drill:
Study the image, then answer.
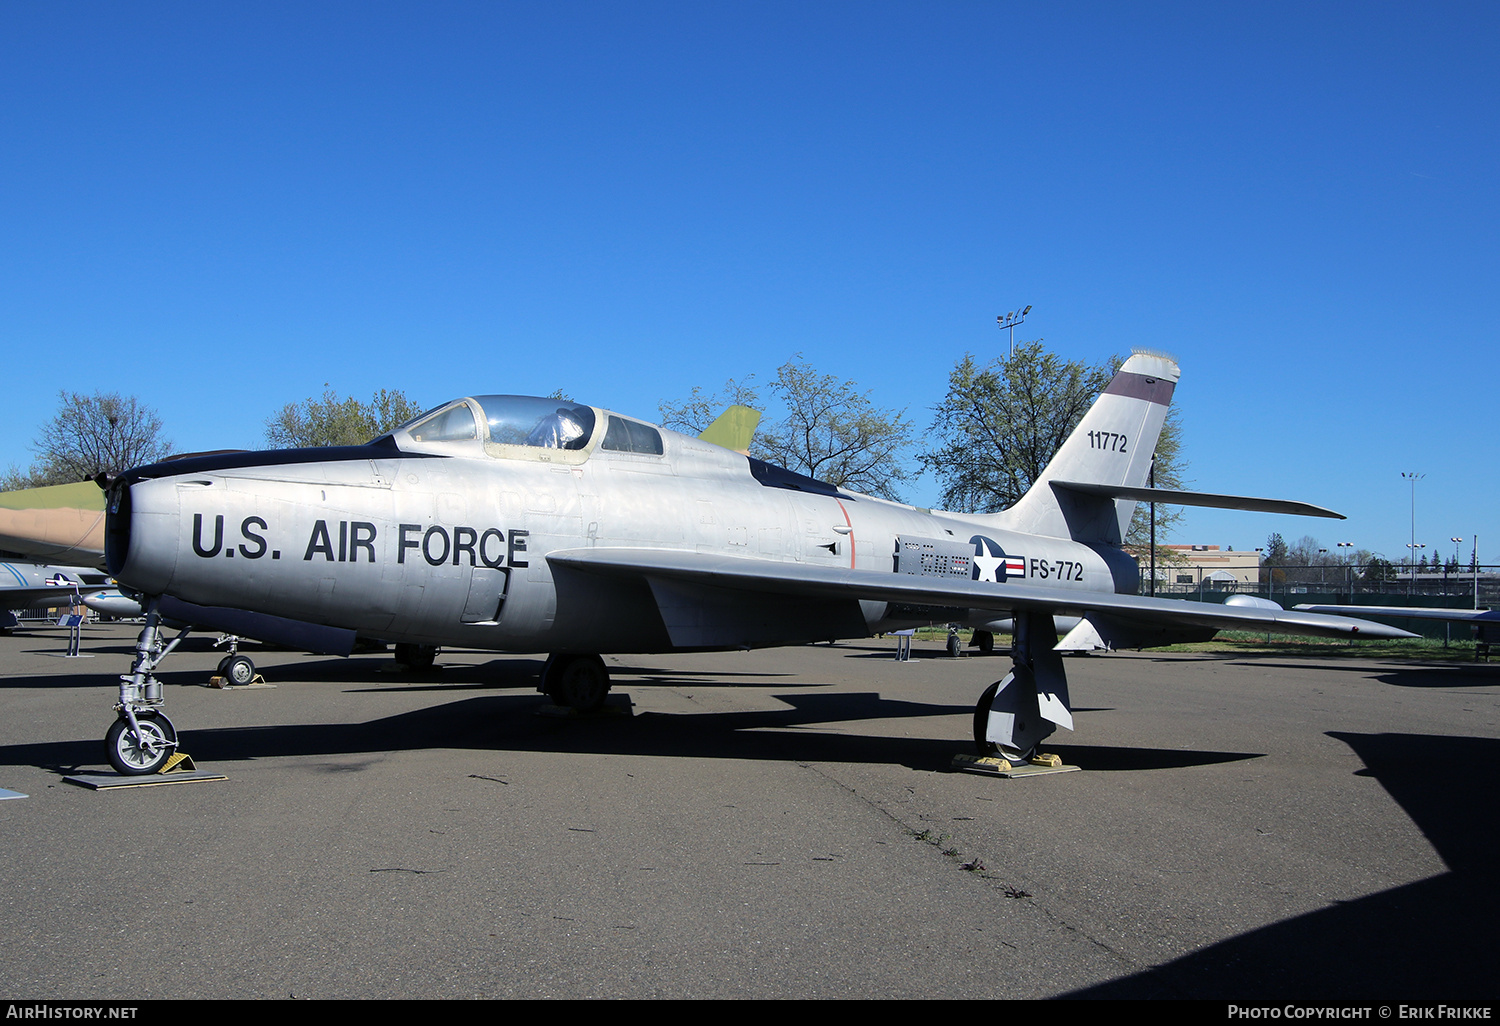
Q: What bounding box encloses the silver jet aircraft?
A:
[98,352,1414,774]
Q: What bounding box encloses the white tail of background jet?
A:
[996,350,1179,544]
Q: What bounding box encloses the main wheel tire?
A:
[395,643,437,671]
[224,654,256,686]
[216,655,232,677]
[105,714,178,775]
[972,677,1038,763]
[555,655,610,713]
[973,680,1001,756]
[973,630,994,654]
[947,632,962,658]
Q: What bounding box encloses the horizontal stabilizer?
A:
[1050,481,1344,519]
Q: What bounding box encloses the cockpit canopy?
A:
[395,395,662,462]
[405,396,595,449]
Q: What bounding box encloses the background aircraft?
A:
[0,481,107,568]
[96,352,1413,774]
[0,561,110,631]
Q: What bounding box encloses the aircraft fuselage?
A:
[108,410,1131,654]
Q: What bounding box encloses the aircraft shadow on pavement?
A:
[342,663,805,695]
[2,687,1264,778]
[1067,731,1500,999]
[1,671,130,692]
[1370,664,1500,689]
[1042,743,1260,772]
[842,649,1012,662]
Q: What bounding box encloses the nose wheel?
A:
[105,712,178,775]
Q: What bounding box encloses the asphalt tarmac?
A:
[1,622,1496,1000]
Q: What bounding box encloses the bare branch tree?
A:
[27,391,172,483]
[659,359,914,500]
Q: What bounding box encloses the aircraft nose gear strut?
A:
[107,597,192,775]
[974,610,1074,763]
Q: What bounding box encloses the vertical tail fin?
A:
[1002,350,1179,542]
[697,405,762,456]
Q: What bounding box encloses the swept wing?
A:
[549,547,1417,643]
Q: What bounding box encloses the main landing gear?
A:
[394,643,438,671]
[538,653,612,713]
[213,634,257,686]
[973,611,1074,765]
[107,598,189,775]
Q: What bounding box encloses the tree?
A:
[266,388,425,448]
[0,465,40,491]
[920,343,1187,553]
[1261,532,1290,585]
[14,391,173,485]
[658,376,762,436]
[659,358,914,500]
[757,359,914,500]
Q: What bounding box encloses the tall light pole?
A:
[1406,542,1426,596]
[996,305,1033,360]
[1474,535,1481,610]
[1403,471,1424,597]
[1337,541,1355,601]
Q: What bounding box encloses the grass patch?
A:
[1146,633,1483,661]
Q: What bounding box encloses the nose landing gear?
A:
[105,598,189,775]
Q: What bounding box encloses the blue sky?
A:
[2,2,1494,564]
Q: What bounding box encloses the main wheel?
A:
[972,678,1036,763]
[105,713,178,775]
[394,643,437,671]
[972,630,994,654]
[552,655,611,713]
[224,654,256,686]
[973,680,1001,756]
[947,631,962,658]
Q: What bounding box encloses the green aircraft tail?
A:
[697,405,762,455]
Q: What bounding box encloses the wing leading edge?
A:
[547,547,1418,644]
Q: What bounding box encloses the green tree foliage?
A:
[1261,532,1290,584]
[0,466,39,491]
[265,388,425,449]
[756,359,914,500]
[658,376,762,437]
[921,343,1187,554]
[659,358,914,501]
[7,391,172,486]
